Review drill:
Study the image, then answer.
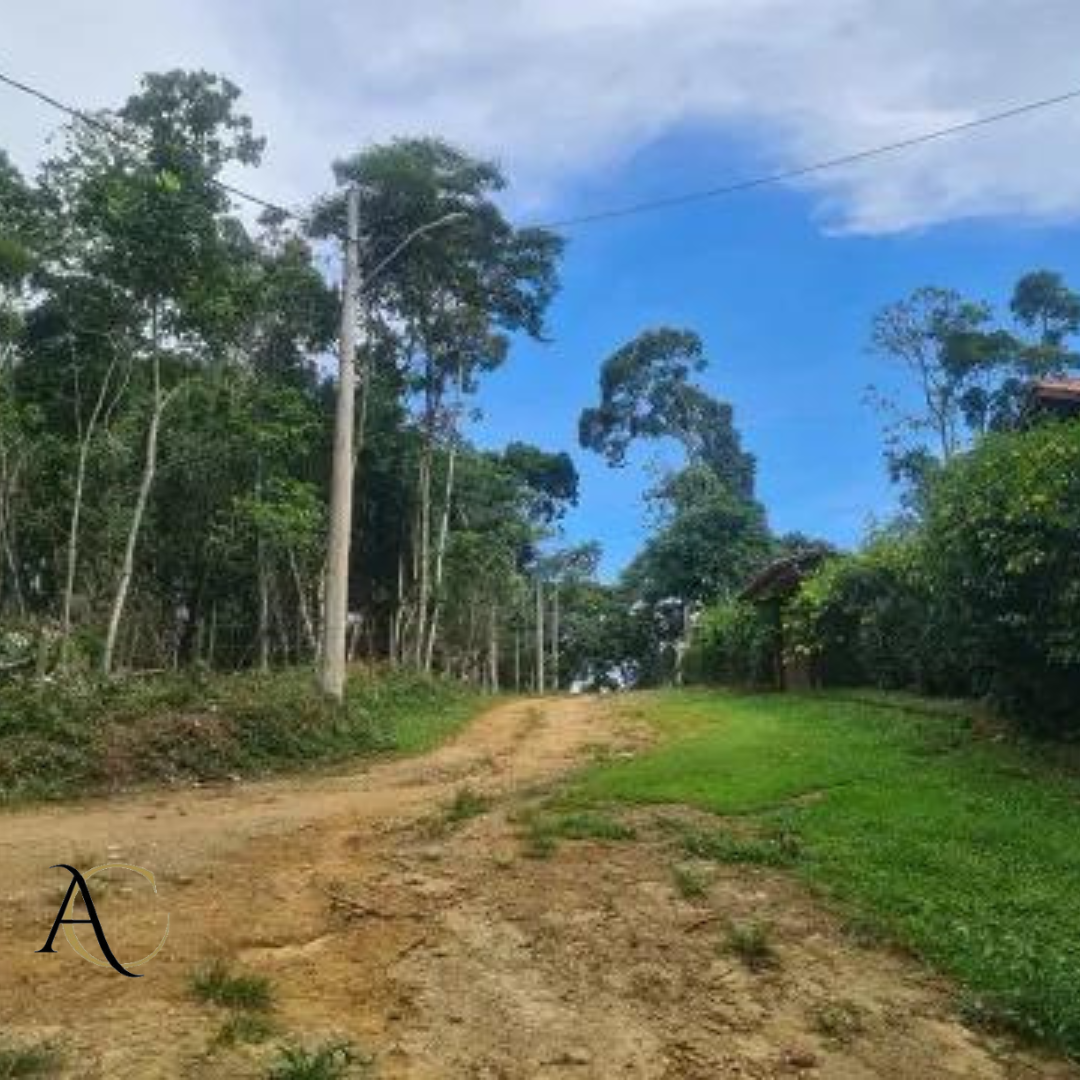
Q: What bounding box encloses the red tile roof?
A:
[1033,377,1080,403]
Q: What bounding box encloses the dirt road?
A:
[0,697,1074,1078]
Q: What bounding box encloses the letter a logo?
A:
[37,864,169,977]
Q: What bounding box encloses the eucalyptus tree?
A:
[0,152,43,616]
[38,71,265,673]
[579,327,755,497]
[310,137,562,673]
[869,274,1080,504]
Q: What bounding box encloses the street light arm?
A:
[360,211,467,294]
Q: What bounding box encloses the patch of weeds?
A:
[680,825,796,867]
[266,1039,368,1079]
[841,913,889,949]
[813,999,866,1044]
[190,959,273,1010]
[956,991,1028,1039]
[671,863,710,899]
[214,1012,276,1047]
[545,810,636,841]
[584,742,614,764]
[444,785,490,824]
[519,808,635,858]
[0,1036,61,1078]
[724,920,779,972]
[521,822,558,860]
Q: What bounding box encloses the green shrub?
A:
[685,599,778,686]
[778,420,1080,735]
[0,667,479,803]
[782,536,962,693]
[921,420,1080,734]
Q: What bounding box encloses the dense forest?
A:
[3,69,1080,733]
[0,69,772,691]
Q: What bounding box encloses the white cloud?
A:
[3,0,1080,232]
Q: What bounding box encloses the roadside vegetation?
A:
[0,1034,60,1078]
[0,668,479,804]
[571,690,1080,1056]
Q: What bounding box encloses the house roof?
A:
[1032,377,1080,405]
[739,548,829,603]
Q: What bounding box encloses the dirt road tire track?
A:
[0,696,1074,1078]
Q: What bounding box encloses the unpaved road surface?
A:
[0,697,1074,1078]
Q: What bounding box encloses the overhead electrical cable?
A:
[4,68,1080,232]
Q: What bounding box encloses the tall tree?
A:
[39,70,265,673]
[579,327,755,497]
[310,137,562,673]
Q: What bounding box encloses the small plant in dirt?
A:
[444,785,490,823]
[265,1039,366,1079]
[0,1035,61,1078]
[519,808,635,858]
[521,822,558,860]
[956,991,1025,1038]
[671,864,710,900]
[813,999,866,1044]
[681,825,796,867]
[214,1012,276,1047]
[841,914,889,949]
[724,920,779,972]
[190,960,273,1010]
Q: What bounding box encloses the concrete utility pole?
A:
[319,185,360,701]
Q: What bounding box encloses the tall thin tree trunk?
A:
[289,549,317,656]
[424,438,459,672]
[390,550,406,665]
[551,583,560,692]
[535,577,545,695]
[61,353,119,667]
[488,603,499,692]
[412,437,433,666]
[103,314,169,678]
[256,466,271,673]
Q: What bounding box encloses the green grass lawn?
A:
[576,690,1080,1057]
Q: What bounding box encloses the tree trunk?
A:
[551,584,560,692]
[102,322,169,678]
[535,577,545,694]
[289,548,318,657]
[488,603,499,692]
[424,438,459,673]
[412,435,433,667]
[61,353,120,667]
[256,466,271,673]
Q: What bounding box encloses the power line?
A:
[0,69,296,219]
[535,86,1080,229]
[4,67,1080,233]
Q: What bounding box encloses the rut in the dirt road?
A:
[0,697,1075,1079]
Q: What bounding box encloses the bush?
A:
[778,419,1080,736]
[783,535,966,694]
[921,420,1080,734]
[0,667,479,803]
[684,599,777,686]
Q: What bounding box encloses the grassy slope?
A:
[577,690,1080,1056]
[0,667,482,804]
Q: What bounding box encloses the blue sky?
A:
[6,1,1080,578]
[471,125,1080,576]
